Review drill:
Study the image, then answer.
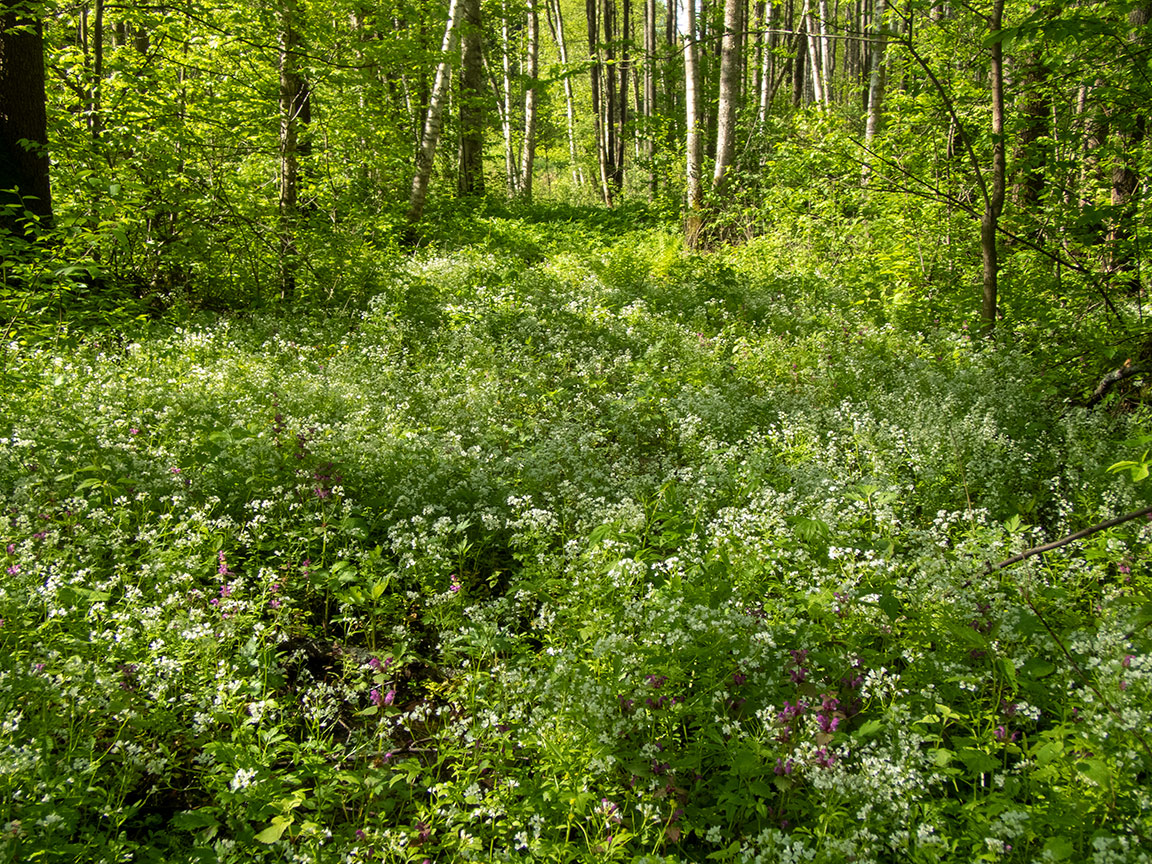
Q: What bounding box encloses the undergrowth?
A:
[1,224,1151,863]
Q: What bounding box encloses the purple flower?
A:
[383,688,396,707]
[6,565,19,575]
[368,657,382,671]
[5,544,12,554]
[814,747,836,767]
[370,688,381,706]
[1123,654,1135,669]
[733,672,746,686]
[774,757,794,775]
[129,428,139,436]
[169,466,181,474]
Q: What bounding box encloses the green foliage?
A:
[4,222,1152,862]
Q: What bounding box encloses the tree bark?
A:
[981,0,1006,334]
[588,0,612,202]
[0,5,52,229]
[791,7,807,106]
[685,0,704,247]
[1106,1,1152,289]
[713,0,742,192]
[458,0,485,197]
[501,2,517,193]
[277,0,310,298]
[407,0,460,224]
[519,0,539,199]
[644,0,656,195]
[545,0,584,187]
[861,0,886,184]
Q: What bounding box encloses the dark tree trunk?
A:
[458,0,485,197]
[0,6,52,230]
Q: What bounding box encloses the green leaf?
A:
[1043,837,1075,860]
[172,809,219,831]
[1076,758,1111,788]
[956,748,999,774]
[254,815,293,844]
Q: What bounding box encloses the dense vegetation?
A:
[3,0,1152,861]
[3,203,1152,862]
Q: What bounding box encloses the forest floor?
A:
[2,207,1151,863]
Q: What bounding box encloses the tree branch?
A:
[986,504,1152,572]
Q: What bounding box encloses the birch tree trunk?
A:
[818,0,833,104]
[519,0,539,199]
[804,0,823,104]
[501,3,517,193]
[685,0,705,247]
[861,0,886,184]
[545,0,584,186]
[407,0,460,224]
[713,0,742,192]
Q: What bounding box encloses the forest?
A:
[2,0,1152,861]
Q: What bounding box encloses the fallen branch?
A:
[1086,359,1152,408]
[986,504,1152,572]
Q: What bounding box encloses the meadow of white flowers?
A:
[2,227,1150,862]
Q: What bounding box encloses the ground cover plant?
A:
[2,215,1151,864]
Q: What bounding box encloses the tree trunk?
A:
[757,0,775,124]
[588,0,612,202]
[861,0,886,184]
[1011,37,1048,209]
[458,0,485,197]
[0,5,52,229]
[277,0,307,299]
[519,0,539,199]
[1107,1,1152,289]
[644,0,657,195]
[981,0,1005,334]
[713,0,742,192]
[818,0,833,104]
[791,8,807,106]
[501,2,517,193]
[407,0,460,224]
[685,0,704,247]
[545,0,584,187]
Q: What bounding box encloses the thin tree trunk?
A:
[685,0,704,247]
[546,0,584,186]
[278,0,304,298]
[520,0,539,199]
[713,0,742,192]
[501,3,517,193]
[758,0,774,123]
[861,0,886,183]
[791,8,807,107]
[616,0,630,193]
[804,0,823,104]
[407,0,460,224]
[1107,1,1152,289]
[644,0,656,195]
[603,0,620,196]
[818,0,833,104]
[588,0,612,202]
[981,0,1006,333]
[458,0,485,196]
[91,0,105,141]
